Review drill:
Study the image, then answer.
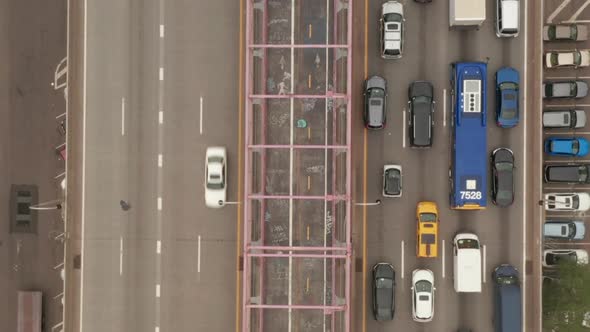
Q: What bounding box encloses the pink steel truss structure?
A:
[242,0,353,331]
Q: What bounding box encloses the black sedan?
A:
[408,81,434,147]
[491,148,514,207]
[372,263,395,321]
[364,76,387,130]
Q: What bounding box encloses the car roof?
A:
[412,106,432,146]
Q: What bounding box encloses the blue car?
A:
[495,67,520,128]
[544,137,590,157]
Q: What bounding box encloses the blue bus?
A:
[450,62,487,210]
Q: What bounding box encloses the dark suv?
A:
[372,263,395,321]
[408,81,434,147]
[544,164,590,183]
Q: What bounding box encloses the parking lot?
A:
[354,0,528,331]
[542,0,590,320]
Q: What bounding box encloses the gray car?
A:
[544,164,590,184]
[364,76,387,130]
[408,81,434,147]
[544,220,586,240]
[543,110,586,128]
[543,80,588,99]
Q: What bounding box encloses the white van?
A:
[496,0,519,37]
[453,233,482,293]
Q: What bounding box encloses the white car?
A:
[380,1,404,59]
[205,147,227,208]
[545,50,590,68]
[543,249,589,267]
[544,192,590,212]
[411,269,435,322]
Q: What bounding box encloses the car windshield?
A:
[580,166,588,182]
[377,277,393,289]
[369,88,385,98]
[501,82,518,90]
[547,252,576,265]
[574,51,582,64]
[457,239,479,249]
[414,280,432,293]
[413,96,431,104]
[502,108,517,119]
[420,213,436,222]
[496,274,518,285]
[496,162,513,172]
[383,13,402,22]
[572,195,580,209]
[207,171,225,189]
[572,140,580,154]
[421,234,435,244]
[551,53,558,64]
[570,83,578,95]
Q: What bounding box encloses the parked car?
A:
[545,50,590,68]
[380,1,404,59]
[496,67,520,128]
[543,81,588,99]
[543,24,588,41]
[416,201,438,258]
[364,76,387,129]
[543,249,589,267]
[544,192,590,212]
[545,137,590,157]
[543,110,586,129]
[408,81,434,147]
[411,269,435,322]
[544,164,590,183]
[383,164,402,197]
[544,220,586,240]
[205,147,227,208]
[491,148,515,207]
[414,0,432,3]
[372,263,395,321]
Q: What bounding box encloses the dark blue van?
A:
[493,264,522,332]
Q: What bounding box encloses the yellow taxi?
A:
[416,201,439,258]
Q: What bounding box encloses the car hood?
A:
[366,76,386,90]
[410,81,433,99]
[578,193,590,211]
[382,1,403,15]
[496,67,519,85]
[573,221,586,240]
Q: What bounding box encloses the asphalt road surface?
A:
[79,1,240,331]
[352,0,528,331]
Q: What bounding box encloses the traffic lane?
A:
[158,1,239,331]
[82,0,134,330]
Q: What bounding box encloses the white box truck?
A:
[450,0,486,28]
[453,233,482,293]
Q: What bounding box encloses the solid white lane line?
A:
[159,111,164,124]
[80,0,88,326]
[483,244,487,283]
[121,97,126,136]
[157,197,162,211]
[545,76,590,79]
[545,104,590,108]
[159,67,164,81]
[159,24,165,38]
[547,0,571,23]
[546,159,590,163]
[522,0,528,326]
[158,154,163,168]
[443,89,447,127]
[156,240,161,254]
[197,235,201,273]
[401,241,405,279]
[402,109,406,148]
[155,284,161,298]
[566,0,590,22]
[200,96,203,135]
[155,327,159,332]
[119,237,123,275]
[442,239,445,278]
